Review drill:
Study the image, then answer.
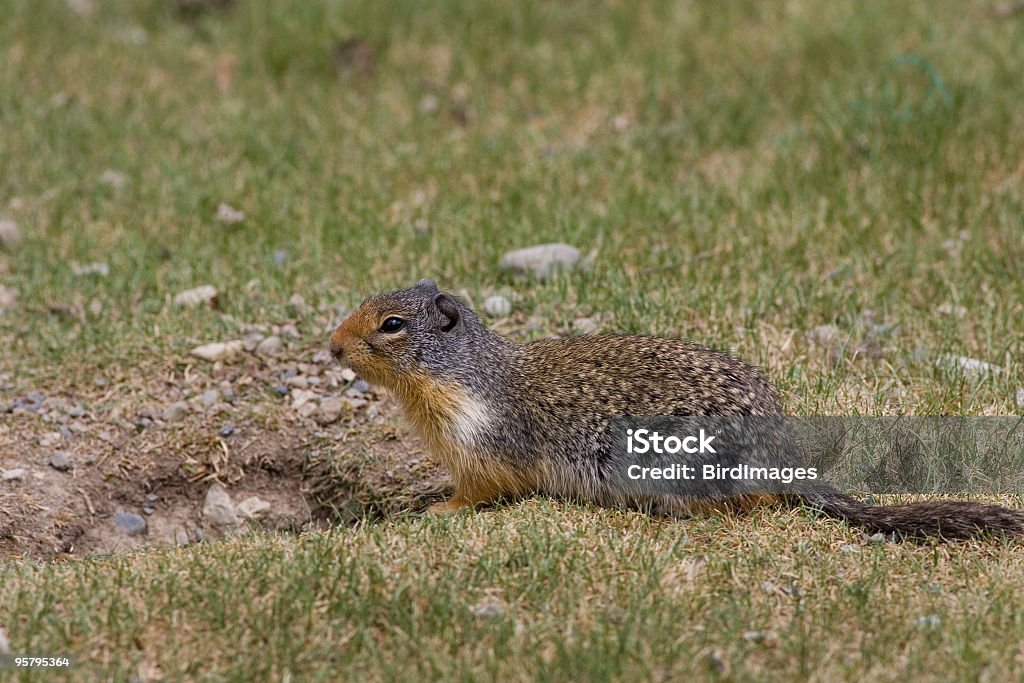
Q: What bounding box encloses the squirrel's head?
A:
[328,279,488,392]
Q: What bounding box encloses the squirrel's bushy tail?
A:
[789,490,1024,539]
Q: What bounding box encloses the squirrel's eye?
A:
[379,316,406,333]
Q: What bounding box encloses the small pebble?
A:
[1016,388,1024,408]
[499,243,581,280]
[173,285,219,308]
[48,451,73,471]
[352,379,371,394]
[2,468,28,481]
[237,496,271,520]
[256,335,283,356]
[68,405,85,418]
[839,543,860,554]
[936,355,1000,377]
[71,262,110,277]
[113,511,148,537]
[190,341,244,362]
[483,295,511,317]
[162,401,189,423]
[199,389,220,407]
[218,424,236,437]
[0,284,16,311]
[0,218,20,248]
[216,202,245,224]
[471,601,506,619]
[274,385,288,396]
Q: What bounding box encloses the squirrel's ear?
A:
[433,293,460,332]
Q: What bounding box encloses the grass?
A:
[1,0,1024,680]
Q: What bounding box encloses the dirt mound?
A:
[0,344,449,561]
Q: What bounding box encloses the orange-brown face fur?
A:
[329,299,416,391]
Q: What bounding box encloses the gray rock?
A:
[218,424,236,437]
[483,295,511,317]
[316,397,346,425]
[242,331,266,352]
[199,389,220,407]
[113,511,148,536]
[500,243,581,280]
[255,335,283,356]
[202,483,239,526]
[1016,388,1024,408]
[839,543,860,554]
[0,218,20,248]
[237,496,271,520]
[351,379,371,394]
[49,451,73,471]
[68,405,85,418]
[174,527,190,546]
[2,468,27,481]
[162,401,189,423]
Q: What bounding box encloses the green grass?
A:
[4,502,1024,681]
[2,0,1024,680]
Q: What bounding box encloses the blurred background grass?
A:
[1,0,1022,409]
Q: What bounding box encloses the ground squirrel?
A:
[329,279,1024,540]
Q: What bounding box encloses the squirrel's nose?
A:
[329,330,345,360]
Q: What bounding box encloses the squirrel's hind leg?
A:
[424,461,538,514]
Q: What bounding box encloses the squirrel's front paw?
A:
[425,498,474,515]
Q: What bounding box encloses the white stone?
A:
[190,340,244,362]
[499,243,581,280]
[216,203,245,224]
[483,295,511,317]
[174,285,218,308]
[255,335,283,356]
[237,496,271,520]
[2,468,28,481]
